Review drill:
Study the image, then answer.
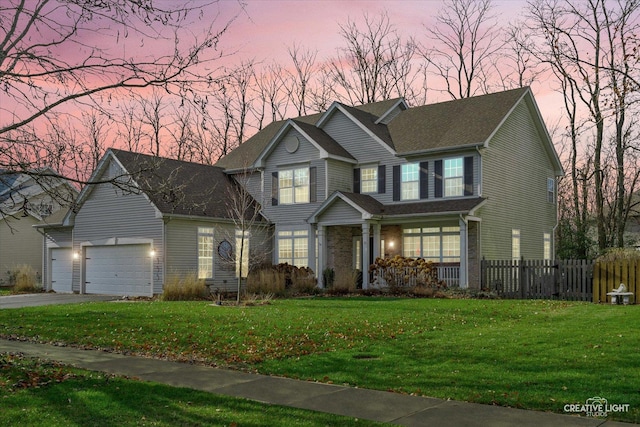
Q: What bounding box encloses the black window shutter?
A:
[310,166,317,202]
[271,172,278,206]
[353,168,361,194]
[434,160,443,198]
[378,165,386,194]
[419,161,429,199]
[464,156,474,196]
[392,165,400,201]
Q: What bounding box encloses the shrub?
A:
[597,248,640,262]
[322,267,335,288]
[246,268,286,296]
[10,265,42,294]
[162,273,207,301]
[369,256,445,292]
[246,263,316,296]
[330,267,359,294]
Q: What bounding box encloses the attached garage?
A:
[84,244,152,296]
[51,248,73,293]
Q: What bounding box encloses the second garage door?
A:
[51,248,73,293]
[85,244,152,296]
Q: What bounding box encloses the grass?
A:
[0,353,383,427]
[0,298,638,423]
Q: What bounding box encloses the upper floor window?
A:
[547,178,555,203]
[361,167,378,193]
[401,163,419,200]
[279,167,309,204]
[444,158,464,197]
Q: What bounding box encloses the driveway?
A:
[0,293,118,309]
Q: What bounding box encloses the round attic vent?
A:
[285,136,300,153]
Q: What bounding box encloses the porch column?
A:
[373,222,381,260]
[459,217,468,288]
[308,224,317,282]
[362,222,370,289]
[317,225,326,288]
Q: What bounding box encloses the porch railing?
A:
[371,263,460,288]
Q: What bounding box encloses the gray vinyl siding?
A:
[165,219,237,292]
[232,170,264,205]
[318,199,364,224]
[326,158,353,194]
[322,110,397,166]
[72,161,164,294]
[262,128,325,226]
[478,100,558,260]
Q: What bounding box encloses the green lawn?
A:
[0,353,384,427]
[0,298,638,423]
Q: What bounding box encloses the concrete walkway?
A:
[0,338,633,427]
[0,293,117,308]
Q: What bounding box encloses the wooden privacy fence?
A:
[593,259,639,304]
[481,259,595,301]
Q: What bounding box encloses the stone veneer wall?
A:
[326,226,357,273]
[468,221,480,288]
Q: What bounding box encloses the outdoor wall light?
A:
[388,240,395,248]
[73,251,79,260]
[150,249,156,257]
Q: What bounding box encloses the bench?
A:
[606,283,634,305]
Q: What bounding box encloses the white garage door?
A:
[85,244,152,296]
[51,248,73,293]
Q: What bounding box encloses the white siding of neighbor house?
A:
[0,216,43,285]
[71,160,164,294]
[478,99,558,260]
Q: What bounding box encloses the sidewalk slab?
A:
[0,339,634,427]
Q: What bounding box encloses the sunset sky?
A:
[208,0,561,121]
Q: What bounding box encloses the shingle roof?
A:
[111,149,262,220]
[388,87,528,154]
[338,191,486,217]
[215,113,321,170]
[292,120,355,160]
[216,87,531,169]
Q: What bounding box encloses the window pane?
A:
[279,170,293,187]
[444,158,463,177]
[444,158,464,197]
[295,185,309,203]
[279,239,292,262]
[403,235,421,257]
[401,181,418,200]
[422,235,440,261]
[361,167,377,193]
[280,188,293,204]
[197,228,214,279]
[442,235,460,261]
[445,177,463,197]
[294,168,309,186]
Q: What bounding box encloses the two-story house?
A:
[217,86,564,288]
[38,87,562,296]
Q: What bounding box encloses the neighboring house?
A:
[38,150,269,296]
[217,86,564,288]
[0,169,78,285]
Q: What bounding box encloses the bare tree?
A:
[285,44,318,116]
[423,0,505,99]
[325,11,426,105]
[224,166,269,303]
[526,0,640,253]
[0,0,235,207]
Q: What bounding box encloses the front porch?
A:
[316,222,473,289]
